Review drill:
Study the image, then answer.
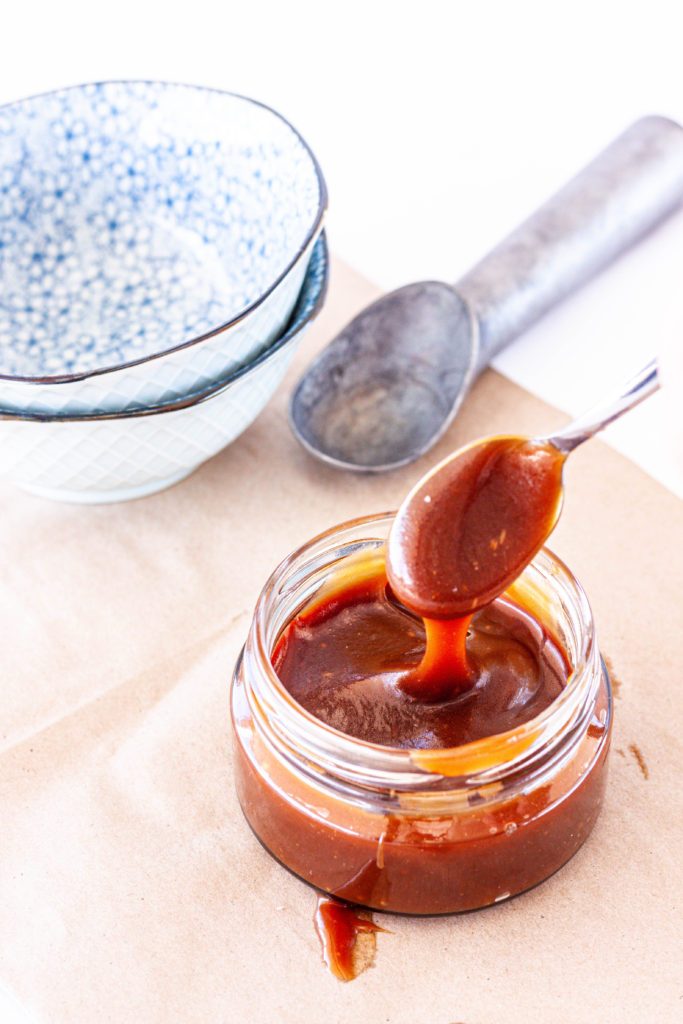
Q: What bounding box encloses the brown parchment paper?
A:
[0,257,681,1024]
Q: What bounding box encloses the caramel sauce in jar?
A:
[231,514,611,915]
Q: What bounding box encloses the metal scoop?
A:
[290,116,683,472]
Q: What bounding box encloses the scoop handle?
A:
[456,116,683,369]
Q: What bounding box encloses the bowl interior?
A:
[121,227,330,416]
[0,82,325,379]
[0,231,329,421]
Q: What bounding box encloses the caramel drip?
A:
[399,614,474,700]
[314,896,384,981]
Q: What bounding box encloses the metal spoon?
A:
[386,359,660,621]
[290,116,683,472]
[543,357,659,453]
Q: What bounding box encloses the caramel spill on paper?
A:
[601,652,621,699]
[628,742,649,780]
[314,895,385,981]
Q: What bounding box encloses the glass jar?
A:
[230,513,612,915]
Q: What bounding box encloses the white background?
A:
[0,3,681,1017]
[1,0,682,502]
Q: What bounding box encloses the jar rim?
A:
[244,512,599,788]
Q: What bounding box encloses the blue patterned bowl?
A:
[0,233,328,503]
[0,81,326,413]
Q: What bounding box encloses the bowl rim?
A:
[0,79,328,387]
[0,231,329,422]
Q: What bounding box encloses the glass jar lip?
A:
[246,511,598,784]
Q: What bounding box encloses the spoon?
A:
[386,360,659,620]
[290,116,683,472]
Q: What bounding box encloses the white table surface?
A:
[0,2,680,1018]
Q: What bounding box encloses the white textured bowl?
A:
[0,81,326,415]
[0,234,328,503]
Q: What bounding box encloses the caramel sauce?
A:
[628,742,649,779]
[233,432,610,922]
[387,436,566,620]
[273,568,567,749]
[314,896,384,981]
[401,613,474,701]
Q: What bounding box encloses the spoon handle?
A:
[546,359,660,454]
[456,117,683,370]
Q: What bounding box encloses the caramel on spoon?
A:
[387,360,659,621]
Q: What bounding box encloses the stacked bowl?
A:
[0,81,328,502]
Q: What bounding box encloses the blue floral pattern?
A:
[0,82,325,378]
[0,233,329,503]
